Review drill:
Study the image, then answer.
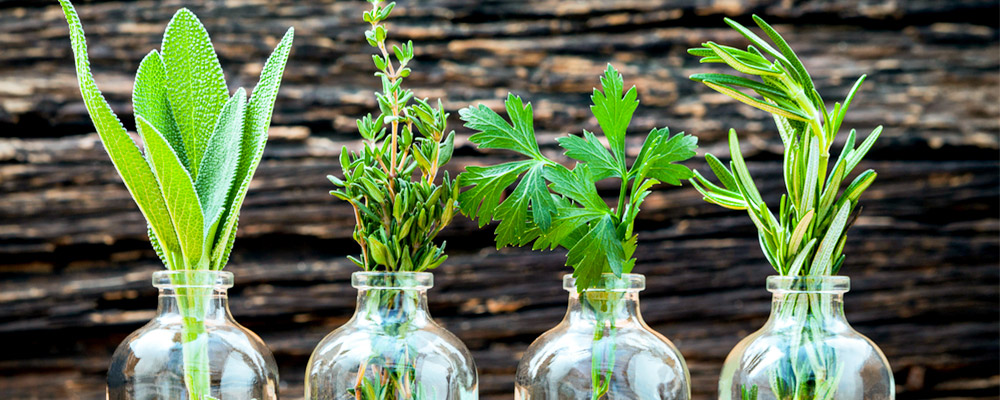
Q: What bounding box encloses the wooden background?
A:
[0,0,997,399]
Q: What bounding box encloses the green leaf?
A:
[567,215,626,291]
[833,75,866,135]
[691,73,789,100]
[722,17,787,64]
[544,163,609,212]
[136,115,205,267]
[841,169,877,204]
[786,238,817,276]
[703,81,810,121]
[846,126,882,173]
[133,50,185,166]
[752,15,815,95]
[704,42,781,77]
[556,130,621,180]
[643,132,698,185]
[787,208,814,256]
[161,8,230,175]
[212,27,294,268]
[460,94,543,159]
[457,160,534,226]
[706,153,738,191]
[196,89,245,237]
[59,0,182,264]
[809,203,851,275]
[590,64,637,161]
[532,207,606,251]
[493,163,555,244]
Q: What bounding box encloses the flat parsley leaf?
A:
[459,64,697,291]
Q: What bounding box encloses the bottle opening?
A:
[152,270,234,289]
[766,275,850,294]
[352,271,433,290]
[563,273,645,292]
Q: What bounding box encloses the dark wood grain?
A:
[0,0,997,399]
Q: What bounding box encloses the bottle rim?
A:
[766,275,850,294]
[152,270,234,289]
[563,273,645,292]
[352,271,433,290]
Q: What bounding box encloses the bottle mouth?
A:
[563,273,645,292]
[152,270,234,289]
[766,275,850,294]
[352,271,433,290]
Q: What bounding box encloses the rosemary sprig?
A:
[458,64,698,292]
[688,15,881,276]
[329,0,459,273]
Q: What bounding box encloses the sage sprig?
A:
[59,0,294,272]
[60,1,292,398]
[328,0,459,273]
[458,65,698,292]
[688,15,881,276]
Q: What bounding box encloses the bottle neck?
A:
[354,287,431,327]
[766,291,849,331]
[565,289,642,327]
[156,286,233,322]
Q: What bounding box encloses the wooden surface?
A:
[1,0,998,399]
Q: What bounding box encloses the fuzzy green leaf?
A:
[137,115,205,267]
[196,89,245,235]
[133,50,185,165]
[59,0,182,262]
[212,28,294,269]
[161,8,229,174]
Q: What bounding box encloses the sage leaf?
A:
[161,8,229,174]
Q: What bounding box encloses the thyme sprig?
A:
[458,65,698,292]
[688,15,882,276]
[329,0,459,272]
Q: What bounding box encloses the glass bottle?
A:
[719,276,895,400]
[515,273,690,400]
[305,271,478,399]
[107,270,279,400]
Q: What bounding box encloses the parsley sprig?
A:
[688,16,881,276]
[459,65,698,291]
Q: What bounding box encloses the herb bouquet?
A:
[303,1,477,399]
[459,65,694,399]
[687,16,894,400]
[59,1,293,399]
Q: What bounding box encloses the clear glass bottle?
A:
[515,273,690,400]
[719,276,895,400]
[305,271,478,399]
[107,270,279,400]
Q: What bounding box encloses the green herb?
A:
[688,15,881,277]
[459,64,698,293]
[689,16,881,400]
[327,1,456,398]
[329,0,458,273]
[59,1,292,398]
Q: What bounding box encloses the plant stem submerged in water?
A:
[349,289,423,400]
